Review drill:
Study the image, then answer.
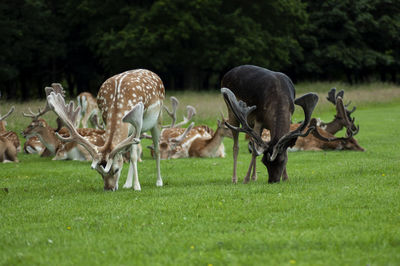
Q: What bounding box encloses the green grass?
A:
[1,84,400,265]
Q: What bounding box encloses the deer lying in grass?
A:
[0,106,20,153]
[155,119,231,159]
[22,112,105,161]
[149,97,231,159]
[77,92,103,129]
[0,105,19,162]
[48,69,165,191]
[248,97,364,152]
[22,84,105,160]
[221,65,319,184]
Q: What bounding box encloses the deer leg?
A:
[232,130,239,184]
[243,151,256,184]
[251,155,258,181]
[282,167,288,181]
[151,125,163,187]
[123,145,141,191]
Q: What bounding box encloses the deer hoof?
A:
[156,180,163,187]
[243,178,250,184]
[134,184,141,191]
[123,183,132,189]
[232,177,238,184]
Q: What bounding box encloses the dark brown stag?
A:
[221,65,319,183]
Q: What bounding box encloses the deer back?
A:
[97,69,165,151]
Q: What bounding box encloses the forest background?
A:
[0,0,399,99]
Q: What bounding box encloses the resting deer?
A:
[154,119,231,159]
[48,69,165,191]
[221,65,319,184]
[22,84,104,160]
[0,106,21,152]
[249,97,364,152]
[23,136,47,155]
[22,113,105,161]
[0,105,19,162]
[77,92,103,129]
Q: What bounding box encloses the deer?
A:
[248,97,365,152]
[0,105,19,163]
[47,69,165,191]
[77,92,103,129]
[221,65,320,184]
[154,118,231,159]
[22,83,105,160]
[0,106,21,153]
[22,110,105,161]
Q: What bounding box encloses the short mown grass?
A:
[1,83,400,265]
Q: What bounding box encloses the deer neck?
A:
[199,127,225,154]
[0,121,6,132]
[35,128,61,154]
[320,117,344,135]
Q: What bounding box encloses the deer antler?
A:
[90,114,105,130]
[0,106,15,121]
[310,118,357,142]
[163,96,196,128]
[268,93,319,161]
[221,88,266,148]
[163,96,179,127]
[174,105,196,128]
[23,84,66,120]
[47,92,99,160]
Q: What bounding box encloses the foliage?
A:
[0,0,399,98]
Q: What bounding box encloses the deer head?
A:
[47,92,142,191]
[221,87,319,182]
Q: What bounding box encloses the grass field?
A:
[1,83,400,265]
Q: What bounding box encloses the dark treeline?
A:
[0,0,399,99]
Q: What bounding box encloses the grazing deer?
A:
[48,69,165,191]
[77,92,103,129]
[221,65,319,184]
[319,88,359,135]
[0,106,21,152]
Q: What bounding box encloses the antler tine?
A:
[221,87,266,148]
[174,105,196,128]
[47,92,99,159]
[90,114,105,130]
[171,122,195,145]
[310,118,357,143]
[326,87,337,104]
[163,96,179,128]
[22,105,50,120]
[51,83,66,97]
[336,89,344,100]
[0,106,15,121]
[336,96,359,136]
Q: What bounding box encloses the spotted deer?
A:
[0,105,19,162]
[0,106,20,152]
[48,69,165,191]
[22,113,105,161]
[77,92,102,129]
[154,119,231,159]
[221,65,319,184]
